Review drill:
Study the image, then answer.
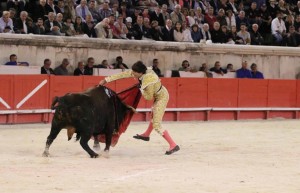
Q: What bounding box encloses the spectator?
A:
[267,0,279,19]
[161,4,171,25]
[194,7,205,28]
[83,14,97,38]
[235,11,249,30]
[9,8,17,24]
[259,4,272,42]
[285,25,300,47]
[88,0,101,22]
[119,2,131,23]
[250,23,264,45]
[44,12,62,36]
[94,18,112,38]
[33,18,45,35]
[149,20,163,40]
[294,1,300,16]
[152,58,163,77]
[271,11,286,45]
[216,8,227,27]
[294,15,300,32]
[14,11,33,34]
[63,0,76,23]
[114,15,128,39]
[161,19,174,41]
[170,4,185,25]
[34,0,48,22]
[54,58,70,75]
[75,0,92,22]
[237,23,251,44]
[182,20,193,42]
[125,17,135,39]
[7,0,25,17]
[56,13,68,36]
[199,63,213,78]
[132,15,145,40]
[84,57,95,75]
[57,0,65,13]
[142,17,152,39]
[0,11,14,33]
[228,25,244,44]
[73,61,85,75]
[99,1,112,21]
[211,21,226,43]
[226,63,235,72]
[204,7,217,30]
[41,59,55,75]
[210,61,227,75]
[173,21,184,42]
[227,0,238,15]
[200,23,212,41]
[191,24,202,42]
[4,54,29,66]
[250,63,264,79]
[111,3,120,18]
[236,61,252,78]
[247,2,260,26]
[150,6,164,26]
[45,0,61,15]
[221,25,230,43]
[178,60,191,71]
[112,56,129,69]
[74,16,88,37]
[97,59,114,68]
[225,9,236,30]
[285,14,294,33]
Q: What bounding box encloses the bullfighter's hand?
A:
[99,79,107,86]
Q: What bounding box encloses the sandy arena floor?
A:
[0,120,300,193]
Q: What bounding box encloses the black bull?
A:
[42,85,141,158]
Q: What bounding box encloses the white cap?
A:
[126,17,132,23]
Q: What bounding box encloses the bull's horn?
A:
[125,105,137,113]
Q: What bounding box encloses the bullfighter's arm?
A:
[105,70,133,82]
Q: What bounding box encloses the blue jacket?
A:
[236,68,252,78]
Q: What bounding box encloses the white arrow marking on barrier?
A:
[16,79,48,109]
[0,97,11,109]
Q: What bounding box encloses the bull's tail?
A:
[51,96,60,110]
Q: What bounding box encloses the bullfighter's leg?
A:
[79,133,99,158]
[133,121,152,141]
[42,125,62,157]
[152,88,180,155]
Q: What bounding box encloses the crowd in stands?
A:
[0,0,300,46]
[4,53,267,78]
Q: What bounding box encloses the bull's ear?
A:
[125,104,137,113]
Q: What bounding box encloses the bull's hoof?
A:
[102,150,109,158]
[90,153,99,158]
[42,151,50,157]
[93,144,100,151]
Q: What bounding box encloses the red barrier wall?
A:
[1,75,300,124]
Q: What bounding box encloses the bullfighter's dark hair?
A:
[132,61,147,74]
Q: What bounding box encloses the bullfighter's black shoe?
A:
[133,134,150,141]
[165,145,180,155]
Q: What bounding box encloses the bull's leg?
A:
[93,134,100,151]
[42,126,61,157]
[104,132,112,152]
[80,134,99,158]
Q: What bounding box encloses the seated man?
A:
[236,61,252,78]
[74,61,85,76]
[152,58,163,77]
[112,56,129,69]
[97,59,114,69]
[250,63,264,79]
[209,61,227,75]
[84,57,95,75]
[41,59,55,75]
[178,60,191,72]
[5,54,29,66]
[199,63,213,78]
[54,58,70,75]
